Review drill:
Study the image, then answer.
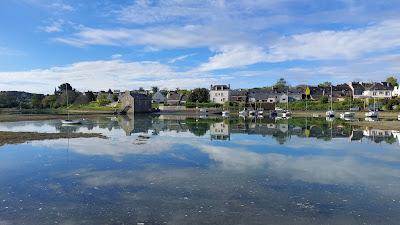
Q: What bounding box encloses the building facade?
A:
[120,91,152,113]
[210,85,231,104]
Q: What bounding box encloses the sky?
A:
[1,0,400,93]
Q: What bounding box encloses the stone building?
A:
[120,91,152,114]
[210,84,231,104]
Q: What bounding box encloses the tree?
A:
[318,81,332,88]
[97,94,111,106]
[58,83,73,92]
[274,78,288,89]
[151,86,159,94]
[138,87,145,92]
[188,88,209,103]
[42,95,57,108]
[85,91,96,102]
[386,76,398,87]
[31,94,44,108]
[108,89,113,94]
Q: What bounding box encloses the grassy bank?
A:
[0,131,106,146]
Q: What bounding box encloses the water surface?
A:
[0,115,399,225]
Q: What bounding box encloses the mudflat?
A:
[0,131,106,146]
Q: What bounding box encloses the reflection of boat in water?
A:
[364,116,379,122]
[239,108,248,117]
[326,110,335,118]
[340,112,355,119]
[282,110,292,118]
[365,111,379,118]
[325,116,335,122]
[222,111,230,117]
[61,119,82,125]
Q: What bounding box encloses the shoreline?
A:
[0,131,106,147]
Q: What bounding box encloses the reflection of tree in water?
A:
[187,121,210,137]
[55,124,80,133]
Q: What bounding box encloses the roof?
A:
[210,84,230,90]
[128,91,152,100]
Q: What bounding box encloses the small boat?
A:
[61,119,82,125]
[61,83,81,125]
[326,110,336,118]
[248,110,256,116]
[239,108,248,117]
[340,112,355,119]
[398,114,400,121]
[365,89,379,119]
[222,111,230,117]
[282,110,292,118]
[365,110,379,118]
[270,110,278,117]
[325,85,335,118]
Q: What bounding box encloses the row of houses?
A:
[209,82,396,104]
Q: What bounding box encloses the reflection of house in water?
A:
[210,122,230,140]
[363,128,393,143]
[118,115,152,136]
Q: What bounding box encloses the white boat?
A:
[61,83,82,125]
[239,108,248,117]
[326,110,336,118]
[398,114,400,121]
[257,110,264,116]
[365,111,379,118]
[365,89,379,119]
[248,110,256,116]
[282,110,292,118]
[365,116,378,122]
[222,111,230,117]
[340,112,355,119]
[61,119,82,125]
[325,85,335,118]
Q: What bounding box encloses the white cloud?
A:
[168,53,196,64]
[197,45,267,71]
[0,59,226,93]
[266,20,400,61]
[49,2,74,12]
[40,20,64,33]
[54,25,244,49]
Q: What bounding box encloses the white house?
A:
[362,82,392,98]
[392,86,400,97]
[210,85,231,104]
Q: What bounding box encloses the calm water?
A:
[0,115,400,225]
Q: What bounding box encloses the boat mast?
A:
[286,89,289,110]
[66,83,69,120]
[373,88,376,111]
[330,85,333,111]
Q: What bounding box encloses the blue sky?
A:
[1,0,400,93]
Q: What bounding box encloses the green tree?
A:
[188,88,209,103]
[31,94,44,108]
[274,78,288,89]
[318,81,332,88]
[42,95,57,108]
[151,86,159,94]
[386,76,398,87]
[85,91,96,101]
[58,83,73,92]
[97,94,111,106]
